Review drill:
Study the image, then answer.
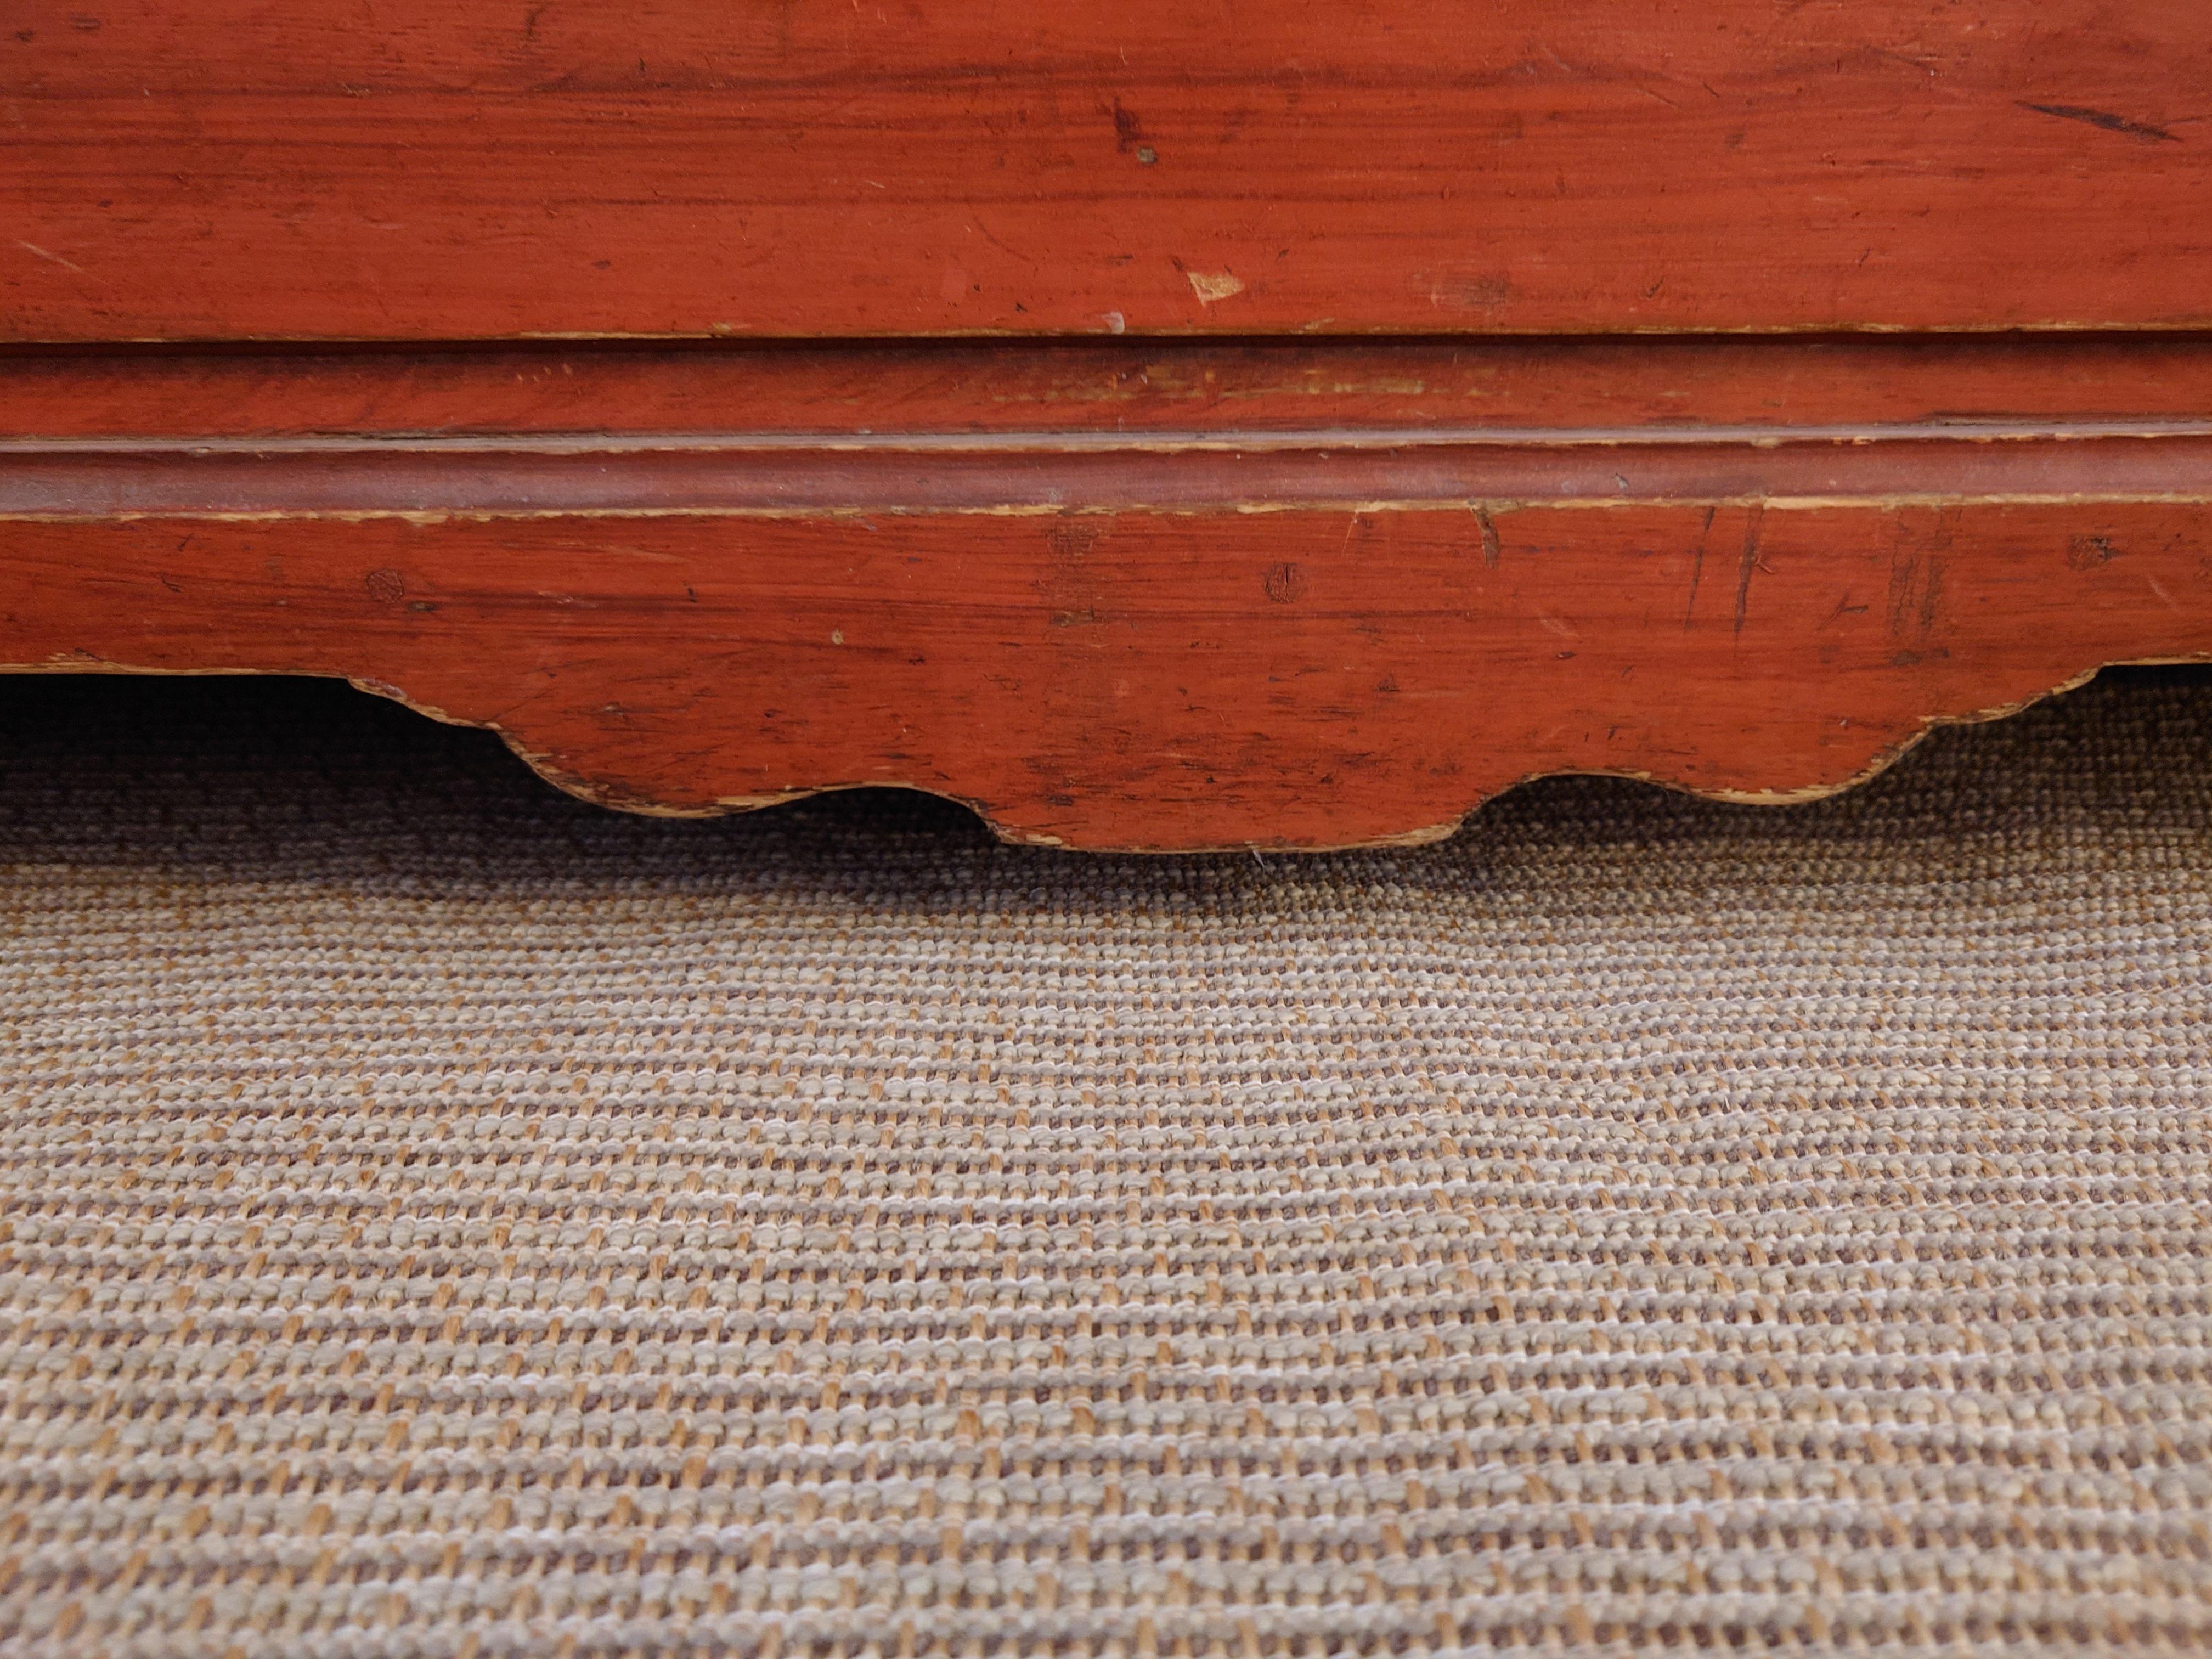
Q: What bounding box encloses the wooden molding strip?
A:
[2,337,2209,849]
[14,336,2212,438]
[5,429,2212,519]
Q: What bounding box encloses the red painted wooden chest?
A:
[4,2,2209,847]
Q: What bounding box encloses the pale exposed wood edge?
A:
[6,654,2204,854]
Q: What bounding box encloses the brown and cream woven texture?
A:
[2,670,2210,1657]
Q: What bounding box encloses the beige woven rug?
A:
[2,670,2210,1657]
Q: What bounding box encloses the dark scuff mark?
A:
[1918,554,1944,633]
[2068,534,2121,570]
[1110,98,1155,160]
[1731,505,1766,639]
[1474,505,1501,569]
[1886,551,1917,637]
[1046,521,1103,559]
[1685,505,1716,630]
[1447,274,1515,310]
[2018,101,2180,144]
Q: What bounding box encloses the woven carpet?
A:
[2,670,2210,1657]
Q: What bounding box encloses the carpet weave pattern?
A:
[1,672,2210,1656]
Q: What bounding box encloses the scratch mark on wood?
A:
[1887,548,1918,636]
[14,240,85,274]
[1685,504,1716,629]
[1474,505,1500,569]
[1731,505,1765,638]
[1825,592,1870,627]
[2018,101,2180,143]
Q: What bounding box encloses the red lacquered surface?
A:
[5,1,2209,341]
[3,340,2208,849]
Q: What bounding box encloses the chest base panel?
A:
[4,337,2209,851]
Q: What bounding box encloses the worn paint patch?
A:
[1187,271,1246,304]
[1473,505,1502,568]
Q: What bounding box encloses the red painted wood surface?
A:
[7,503,2209,850]
[3,340,2208,849]
[5,1,2209,341]
[13,337,2212,439]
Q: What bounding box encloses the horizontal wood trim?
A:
[15,336,2212,439]
[6,1,2210,340]
[8,338,2212,517]
[8,431,2212,520]
[2,335,2208,848]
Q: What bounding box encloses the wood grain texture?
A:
[5,503,2209,850]
[4,1,2209,341]
[15,337,2212,439]
[3,340,2208,850]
